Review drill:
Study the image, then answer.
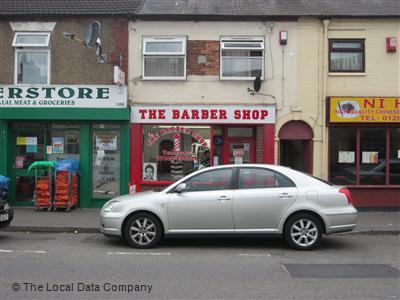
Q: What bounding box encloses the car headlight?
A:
[4,203,10,210]
[103,200,121,212]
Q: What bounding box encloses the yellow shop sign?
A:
[330,97,400,123]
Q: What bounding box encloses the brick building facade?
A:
[0,1,140,208]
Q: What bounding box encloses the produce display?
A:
[35,178,52,209]
[53,159,79,211]
[54,171,78,209]
[28,160,79,212]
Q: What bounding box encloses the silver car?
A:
[100,164,357,250]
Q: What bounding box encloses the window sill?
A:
[220,77,264,81]
[142,77,187,81]
[328,72,366,77]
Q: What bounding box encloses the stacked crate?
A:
[54,171,78,209]
[54,159,79,211]
[34,167,53,211]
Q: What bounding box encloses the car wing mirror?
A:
[175,183,187,193]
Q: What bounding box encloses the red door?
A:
[223,127,256,164]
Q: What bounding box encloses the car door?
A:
[233,167,297,231]
[167,168,235,231]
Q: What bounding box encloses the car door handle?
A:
[279,193,293,198]
[217,195,231,201]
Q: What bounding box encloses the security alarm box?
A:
[386,37,397,52]
[279,31,288,45]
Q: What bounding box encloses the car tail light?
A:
[339,188,353,205]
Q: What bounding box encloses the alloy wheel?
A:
[129,217,157,246]
[290,218,318,247]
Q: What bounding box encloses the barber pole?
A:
[173,133,181,151]
[171,133,183,180]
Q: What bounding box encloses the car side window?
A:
[184,168,233,192]
[238,168,295,189]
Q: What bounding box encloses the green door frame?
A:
[0,120,8,175]
[4,119,129,208]
[10,126,46,206]
[89,123,130,208]
[1,108,130,208]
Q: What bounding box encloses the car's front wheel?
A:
[124,213,162,249]
[284,214,323,250]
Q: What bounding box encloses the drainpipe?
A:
[321,19,330,180]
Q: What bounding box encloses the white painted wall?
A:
[128,21,298,110]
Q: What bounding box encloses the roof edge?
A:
[133,14,400,21]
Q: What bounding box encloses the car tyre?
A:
[284,213,323,251]
[124,213,162,249]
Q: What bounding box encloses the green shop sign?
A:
[0,85,127,108]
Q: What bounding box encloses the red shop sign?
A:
[131,105,275,124]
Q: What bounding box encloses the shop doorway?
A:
[11,128,45,205]
[223,127,255,164]
[9,123,81,206]
[279,121,313,173]
[7,121,128,208]
[280,140,310,172]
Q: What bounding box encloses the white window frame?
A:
[142,36,187,80]
[14,48,51,85]
[13,32,51,85]
[220,36,265,80]
[12,32,51,47]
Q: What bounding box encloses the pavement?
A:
[3,207,399,234]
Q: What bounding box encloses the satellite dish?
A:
[63,20,107,63]
[254,76,262,92]
[84,20,101,48]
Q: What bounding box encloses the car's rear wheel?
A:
[124,213,162,249]
[284,214,322,250]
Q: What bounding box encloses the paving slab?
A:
[5,207,100,233]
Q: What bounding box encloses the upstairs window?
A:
[220,37,264,80]
[143,36,186,80]
[13,32,50,47]
[329,39,365,73]
[13,32,51,84]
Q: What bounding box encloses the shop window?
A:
[360,128,386,185]
[390,128,400,185]
[92,130,120,199]
[93,124,121,129]
[14,130,45,202]
[220,37,264,79]
[329,128,357,185]
[227,127,253,137]
[330,127,400,186]
[142,125,211,181]
[47,131,80,161]
[229,143,251,164]
[11,122,44,129]
[15,131,45,169]
[13,32,51,84]
[329,39,365,72]
[49,123,80,129]
[142,36,186,80]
